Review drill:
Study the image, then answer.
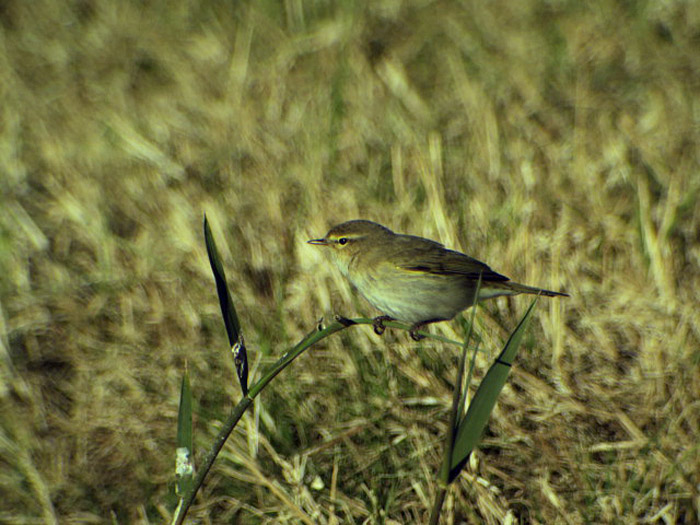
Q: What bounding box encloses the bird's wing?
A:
[393,236,510,282]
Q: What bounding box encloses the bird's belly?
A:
[350,271,474,323]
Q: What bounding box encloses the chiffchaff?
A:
[308,220,568,340]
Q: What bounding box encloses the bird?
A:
[308,220,568,340]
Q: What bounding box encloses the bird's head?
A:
[307,220,393,274]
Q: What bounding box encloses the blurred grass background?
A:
[1,0,698,523]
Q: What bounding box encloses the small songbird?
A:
[308,220,568,340]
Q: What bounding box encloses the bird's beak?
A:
[307,238,329,246]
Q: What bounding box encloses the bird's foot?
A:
[409,319,444,341]
[372,316,394,336]
[409,325,426,341]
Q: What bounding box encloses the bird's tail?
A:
[505,282,570,297]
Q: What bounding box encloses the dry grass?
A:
[1,0,698,523]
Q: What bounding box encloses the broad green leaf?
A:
[439,275,482,483]
[203,214,248,395]
[448,298,538,481]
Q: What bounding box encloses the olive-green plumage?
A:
[308,220,568,339]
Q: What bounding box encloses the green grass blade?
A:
[175,368,194,498]
[448,297,538,482]
[458,274,484,429]
[431,279,484,525]
[172,317,364,525]
[437,274,483,484]
[203,214,241,343]
[203,214,248,395]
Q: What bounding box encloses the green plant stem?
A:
[171,317,475,525]
[429,485,448,525]
[432,283,482,524]
[172,397,253,525]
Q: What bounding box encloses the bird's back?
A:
[390,234,509,282]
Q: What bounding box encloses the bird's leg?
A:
[408,319,444,341]
[409,324,426,341]
[372,315,395,336]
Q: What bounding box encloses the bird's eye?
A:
[338,237,348,246]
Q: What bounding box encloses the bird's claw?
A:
[409,321,433,341]
[372,316,393,336]
[410,330,425,341]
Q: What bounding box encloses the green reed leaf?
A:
[448,297,538,482]
[203,214,248,395]
[175,368,194,498]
